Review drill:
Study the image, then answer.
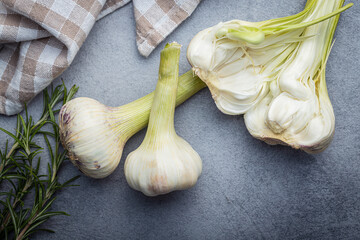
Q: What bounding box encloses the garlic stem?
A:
[146,42,180,138]
[113,70,205,140]
[59,70,205,179]
[124,43,202,196]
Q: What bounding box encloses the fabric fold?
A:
[0,0,200,115]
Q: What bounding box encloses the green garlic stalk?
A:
[187,0,352,153]
[124,43,202,196]
[59,71,205,179]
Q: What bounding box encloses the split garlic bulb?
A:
[187,0,352,153]
[124,43,202,196]
[59,71,205,178]
[187,21,270,115]
[245,13,336,152]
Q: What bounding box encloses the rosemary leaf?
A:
[0,83,80,240]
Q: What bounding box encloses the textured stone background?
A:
[0,0,359,239]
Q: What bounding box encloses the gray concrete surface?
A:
[1,0,359,239]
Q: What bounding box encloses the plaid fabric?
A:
[0,0,200,115]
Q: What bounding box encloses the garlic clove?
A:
[244,1,339,153]
[244,92,335,153]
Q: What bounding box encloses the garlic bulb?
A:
[124,43,202,196]
[60,98,122,178]
[187,22,270,115]
[59,71,205,178]
[187,0,352,153]
[245,8,336,152]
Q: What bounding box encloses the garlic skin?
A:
[59,71,206,179]
[59,98,125,178]
[124,42,202,196]
[187,0,351,153]
[125,134,202,197]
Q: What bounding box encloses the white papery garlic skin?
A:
[124,135,202,196]
[59,98,125,178]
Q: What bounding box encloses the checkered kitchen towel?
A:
[0,0,201,115]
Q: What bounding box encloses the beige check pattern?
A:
[0,0,200,115]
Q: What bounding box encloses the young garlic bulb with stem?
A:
[245,1,341,153]
[187,0,352,153]
[59,71,205,179]
[124,42,202,196]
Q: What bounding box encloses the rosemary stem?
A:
[0,180,32,232]
[16,188,53,240]
[0,142,20,182]
[0,114,45,177]
[5,142,19,160]
[16,213,35,240]
[0,83,80,239]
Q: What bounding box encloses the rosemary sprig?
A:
[0,82,80,239]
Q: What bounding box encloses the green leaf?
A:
[0,82,79,239]
[22,218,49,239]
[43,135,54,165]
[6,199,19,235]
[27,228,55,235]
[0,128,25,150]
[61,175,81,188]
[34,211,69,223]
